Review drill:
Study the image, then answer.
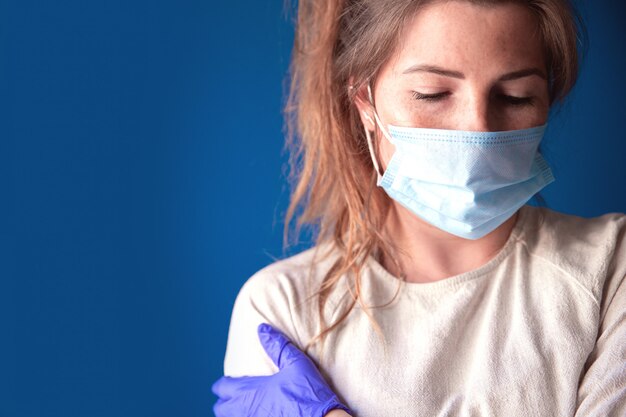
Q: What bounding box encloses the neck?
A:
[380,203,520,283]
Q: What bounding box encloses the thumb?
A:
[257,323,304,370]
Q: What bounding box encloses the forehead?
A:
[389,1,545,75]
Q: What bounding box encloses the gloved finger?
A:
[213,397,244,417]
[257,323,306,370]
[211,374,265,400]
[214,390,273,417]
[257,323,308,369]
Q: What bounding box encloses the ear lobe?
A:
[352,83,376,131]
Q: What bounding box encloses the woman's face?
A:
[356,1,550,169]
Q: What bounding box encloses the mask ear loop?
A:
[363,83,393,182]
[364,121,383,182]
[366,84,394,142]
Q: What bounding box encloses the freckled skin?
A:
[353,1,551,282]
[356,1,549,170]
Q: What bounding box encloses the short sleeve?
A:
[222,269,305,378]
[575,217,626,416]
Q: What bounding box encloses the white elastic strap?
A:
[364,83,394,181]
[366,83,394,143]
[364,127,383,181]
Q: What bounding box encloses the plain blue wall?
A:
[1,1,624,416]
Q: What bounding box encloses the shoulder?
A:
[520,205,626,260]
[223,244,344,376]
[518,205,626,304]
[231,243,347,343]
[241,243,343,299]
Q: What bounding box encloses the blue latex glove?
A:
[212,323,352,417]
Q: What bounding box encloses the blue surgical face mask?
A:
[364,85,555,240]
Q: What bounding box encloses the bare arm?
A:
[325,409,353,417]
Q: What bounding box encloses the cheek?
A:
[399,108,457,131]
[385,95,466,130]
[382,96,448,128]
[496,103,550,129]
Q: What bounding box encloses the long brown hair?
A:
[283,0,585,355]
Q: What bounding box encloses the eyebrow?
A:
[402,64,547,81]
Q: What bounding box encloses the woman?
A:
[213,0,626,416]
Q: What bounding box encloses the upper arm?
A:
[575,224,626,417]
[222,270,304,377]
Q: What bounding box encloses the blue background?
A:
[1,1,625,416]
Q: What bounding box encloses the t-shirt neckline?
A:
[365,205,533,294]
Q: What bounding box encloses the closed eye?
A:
[412,91,451,101]
[411,91,536,106]
[499,94,535,106]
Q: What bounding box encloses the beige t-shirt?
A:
[222,205,626,417]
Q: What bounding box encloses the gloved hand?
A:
[212,323,352,417]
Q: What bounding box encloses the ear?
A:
[350,79,376,131]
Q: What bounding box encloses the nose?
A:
[459,93,491,132]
